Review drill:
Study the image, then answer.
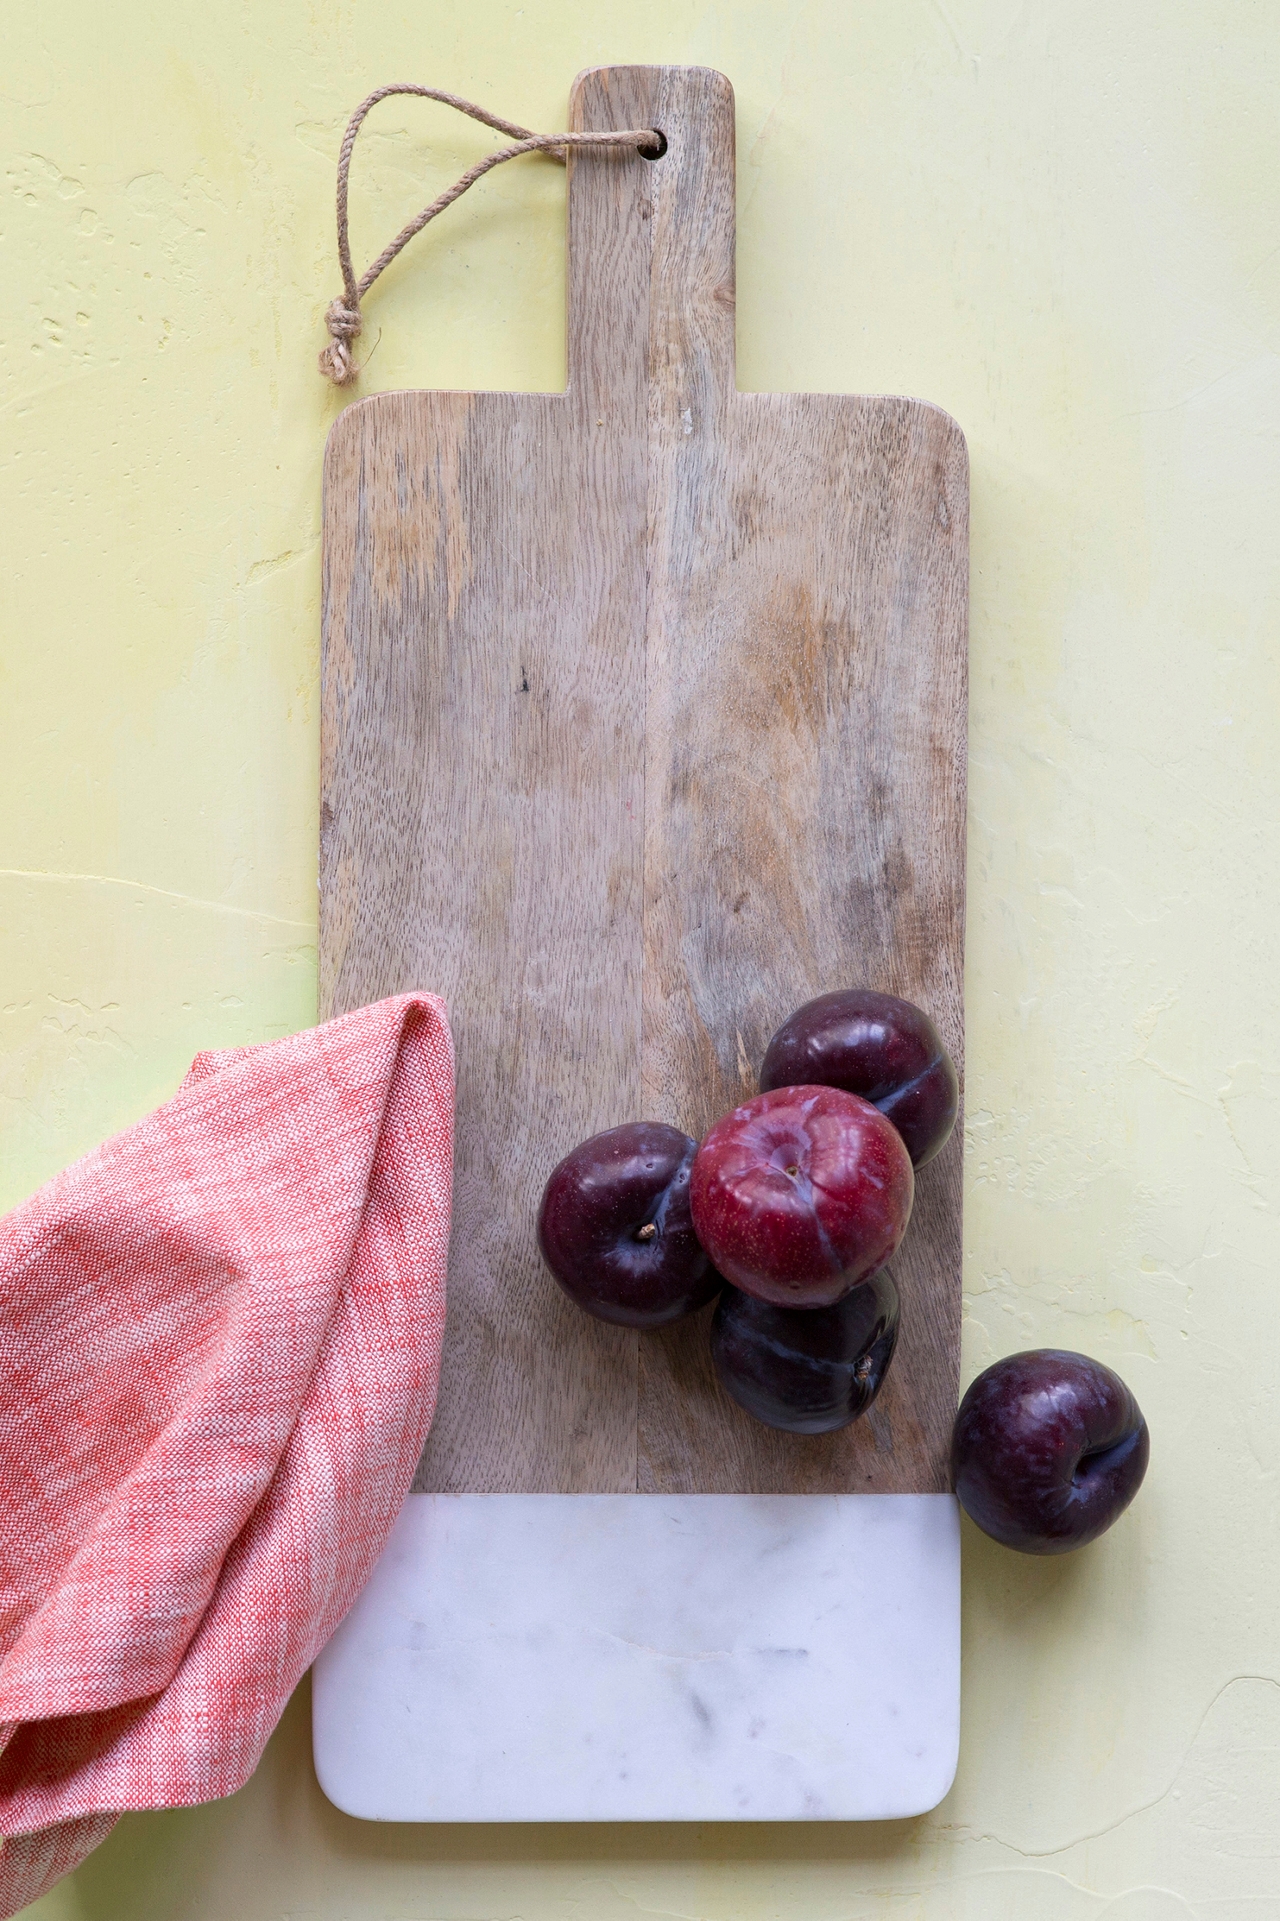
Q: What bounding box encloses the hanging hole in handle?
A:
[638,130,668,161]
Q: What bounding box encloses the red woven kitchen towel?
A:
[0,993,454,1915]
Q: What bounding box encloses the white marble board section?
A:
[313,1492,960,1822]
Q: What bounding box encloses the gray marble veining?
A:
[313,1493,960,1822]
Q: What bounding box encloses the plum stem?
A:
[636,1222,658,1242]
[1072,1428,1144,1486]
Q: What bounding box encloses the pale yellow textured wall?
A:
[5,2,1278,1915]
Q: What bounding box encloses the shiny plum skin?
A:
[689,1085,914,1309]
[537,1123,721,1329]
[951,1350,1150,1554]
[760,988,959,1167]
[711,1270,900,1434]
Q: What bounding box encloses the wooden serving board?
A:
[320,64,967,1499]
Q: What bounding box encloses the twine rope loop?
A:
[319,84,662,385]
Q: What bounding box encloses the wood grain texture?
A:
[320,65,968,1496]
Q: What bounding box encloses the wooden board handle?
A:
[567,67,737,409]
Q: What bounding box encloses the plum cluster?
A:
[538,988,1152,1554]
[537,989,957,1436]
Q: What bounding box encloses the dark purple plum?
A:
[537,1122,721,1329]
[711,1271,899,1434]
[690,1085,913,1308]
[951,1350,1150,1554]
[760,988,958,1167]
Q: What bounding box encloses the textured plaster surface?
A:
[4,1,1279,1915]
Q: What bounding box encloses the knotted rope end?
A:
[316,84,665,384]
[319,298,363,386]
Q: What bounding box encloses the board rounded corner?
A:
[569,64,736,117]
[914,395,971,468]
[311,1728,383,1824]
[321,390,383,469]
[905,1708,962,1817]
